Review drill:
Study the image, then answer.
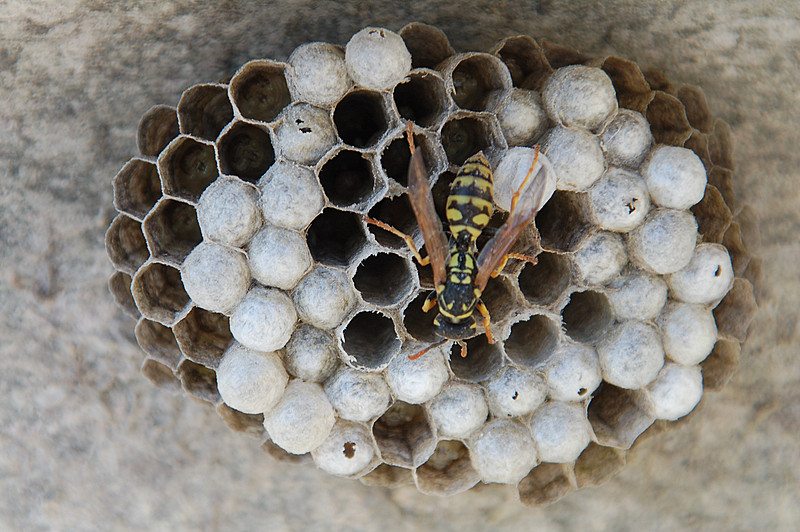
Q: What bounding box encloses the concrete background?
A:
[1,1,798,530]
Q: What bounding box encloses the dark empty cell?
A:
[431,171,455,222]
[231,62,291,123]
[496,36,551,88]
[106,214,149,273]
[394,74,445,127]
[441,117,491,166]
[481,276,514,323]
[176,360,220,404]
[109,271,139,318]
[562,290,614,344]
[366,195,417,249]
[218,123,274,183]
[319,150,374,207]
[333,90,389,148]
[353,253,412,306]
[452,55,506,111]
[132,263,190,324]
[399,23,454,69]
[178,85,234,141]
[586,382,653,449]
[173,307,233,369]
[137,105,179,157]
[403,292,438,343]
[448,335,502,382]
[414,259,434,289]
[505,314,560,369]
[381,134,434,188]
[306,209,366,267]
[113,159,161,219]
[141,359,182,393]
[342,311,400,369]
[518,252,571,306]
[536,191,593,252]
[163,138,218,202]
[144,200,202,264]
[372,401,433,468]
[135,318,182,369]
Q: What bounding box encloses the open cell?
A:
[109,271,139,318]
[178,84,234,141]
[518,252,571,306]
[141,358,182,393]
[448,335,503,382]
[173,307,233,369]
[535,191,594,252]
[450,54,511,111]
[113,159,162,220]
[333,90,390,148]
[372,401,435,468]
[341,311,401,370]
[481,276,516,324]
[399,23,454,69]
[229,60,291,123]
[131,262,191,326]
[562,290,614,344]
[142,199,202,265]
[218,122,274,183]
[494,35,551,88]
[137,105,179,157]
[106,214,149,274]
[393,72,447,127]
[306,209,366,268]
[359,464,413,489]
[504,314,560,369]
[353,253,413,307]
[440,116,494,166]
[176,359,220,404]
[380,133,435,187]
[416,439,480,496]
[366,195,418,249]
[403,292,438,343]
[319,150,376,208]
[158,137,218,202]
[587,383,655,449]
[518,463,574,508]
[135,318,182,369]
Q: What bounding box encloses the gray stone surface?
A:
[1,1,798,530]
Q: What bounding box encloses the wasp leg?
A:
[491,252,539,278]
[405,120,416,155]
[457,340,468,358]
[364,217,431,267]
[475,300,494,344]
[509,145,541,213]
[421,291,437,312]
[408,338,448,360]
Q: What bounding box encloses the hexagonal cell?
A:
[341,311,401,370]
[574,442,627,488]
[481,276,516,324]
[700,338,741,392]
[415,440,480,496]
[446,53,512,112]
[173,307,233,369]
[131,262,191,326]
[646,91,692,146]
[713,278,757,343]
[492,35,551,89]
[366,195,418,249]
[393,72,448,128]
[217,122,275,183]
[106,214,148,274]
[135,318,182,369]
[684,130,711,167]
[601,56,653,114]
[535,191,594,252]
[109,271,139,318]
[562,290,614,344]
[372,401,435,468]
[517,464,574,508]
[692,185,732,244]
[440,115,499,166]
[449,335,503,382]
[540,40,593,68]
[176,359,220,404]
[504,314,560,369]
[142,199,202,264]
[141,358,181,393]
[399,22,454,69]
[518,252,571,307]
[229,60,291,123]
[380,132,438,187]
[158,136,218,202]
[177,84,234,141]
[137,105,179,157]
[113,159,161,220]
[587,383,655,449]
[305,208,366,268]
[353,253,414,307]
[677,85,713,134]
[358,463,414,489]
[333,90,390,148]
[216,402,264,438]
[403,292,438,343]
[318,150,376,208]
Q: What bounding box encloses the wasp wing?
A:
[474,164,550,292]
[407,147,448,288]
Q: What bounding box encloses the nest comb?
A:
[105,23,760,506]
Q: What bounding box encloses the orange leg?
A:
[509,145,540,213]
[491,252,538,278]
[408,338,447,360]
[475,301,494,344]
[458,340,467,358]
[364,217,430,267]
[421,292,437,312]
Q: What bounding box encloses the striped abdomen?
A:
[446,152,494,243]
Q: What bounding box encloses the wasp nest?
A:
[106,23,759,506]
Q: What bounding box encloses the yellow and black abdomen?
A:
[446,153,494,243]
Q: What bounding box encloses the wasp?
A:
[366,123,551,360]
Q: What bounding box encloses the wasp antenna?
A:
[409,338,447,360]
[458,340,468,358]
[405,121,416,155]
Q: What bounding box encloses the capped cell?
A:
[180,241,250,314]
[284,324,340,383]
[485,366,547,418]
[293,265,356,330]
[429,382,488,439]
[275,103,337,165]
[469,419,537,484]
[287,42,352,107]
[197,176,262,248]
[345,27,411,91]
[259,161,324,231]
[324,366,391,423]
[312,420,377,477]
[541,126,605,191]
[216,343,287,415]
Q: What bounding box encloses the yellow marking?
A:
[436,285,444,294]
[474,288,482,297]
[449,224,482,238]
[470,321,477,328]
[461,303,469,311]
[447,195,493,209]
[421,294,437,312]
[450,275,460,284]
[464,255,474,269]
[446,300,454,310]
[472,213,490,226]
[446,208,463,221]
